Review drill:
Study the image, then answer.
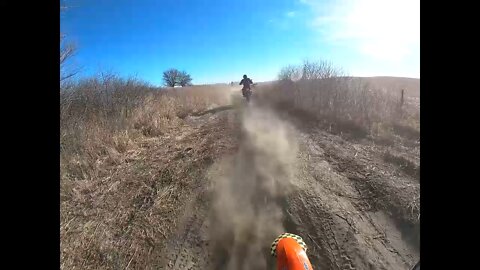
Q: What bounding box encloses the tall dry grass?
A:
[256,60,420,141]
[60,74,230,180]
[60,74,232,269]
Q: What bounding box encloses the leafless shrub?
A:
[257,60,419,139]
[278,65,302,81]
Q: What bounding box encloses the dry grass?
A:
[60,74,232,269]
[255,61,420,142]
[163,84,231,118]
[60,64,420,268]
[60,76,230,179]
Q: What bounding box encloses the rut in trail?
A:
[160,97,419,270]
[158,102,299,270]
[208,105,299,270]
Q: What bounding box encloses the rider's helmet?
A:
[243,74,247,79]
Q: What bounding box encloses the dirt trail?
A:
[159,90,419,270]
[284,130,419,270]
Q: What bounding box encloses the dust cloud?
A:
[208,105,298,270]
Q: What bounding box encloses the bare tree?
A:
[163,68,181,87]
[60,2,79,83]
[178,71,192,87]
[163,69,193,87]
[278,65,301,81]
[301,60,342,80]
[60,35,79,82]
[278,60,342,81]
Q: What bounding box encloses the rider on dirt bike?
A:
[239,74,253,100]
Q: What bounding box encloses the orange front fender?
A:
[271,233,313,270]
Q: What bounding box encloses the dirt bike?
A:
[242,83,256,103]
[270,233,420,270]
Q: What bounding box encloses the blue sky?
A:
[60,0,419,86]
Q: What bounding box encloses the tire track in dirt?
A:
[157,101,241,270]
[158,96,299,269]
[283,127,419,270]
[157,188,212,270]
[307,129,420,251]
[206,104,299,270]
[157,92,419,269]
